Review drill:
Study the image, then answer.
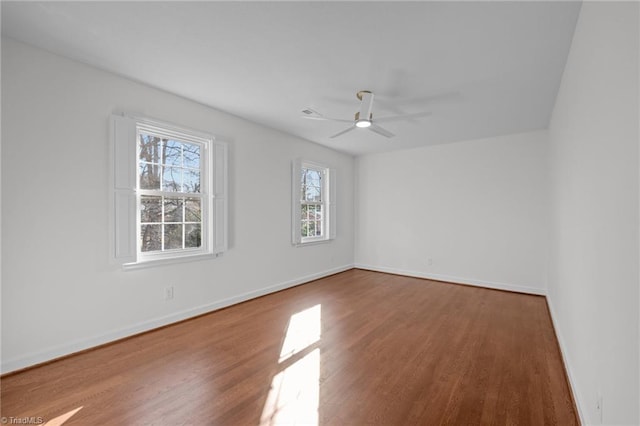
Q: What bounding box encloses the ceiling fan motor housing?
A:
[356,90,372,101]
[356,91,374,127]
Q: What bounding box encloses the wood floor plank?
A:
[1,269,577,425]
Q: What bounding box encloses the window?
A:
[110,114,227,268]
[292,159,336,245]
[301,167,324,239]
[138,128,205,255]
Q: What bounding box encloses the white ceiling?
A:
[1,1,581,156]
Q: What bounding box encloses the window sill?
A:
[123,252,221,271]
[294,238,334,248]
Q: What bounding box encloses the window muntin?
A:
[136,126,208,258]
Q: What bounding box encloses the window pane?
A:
[139,134,162,164]
[162,167,182,192]
[163,139,182,166]
[301,168,322,202]
[164,197,183,222]
[185,198,201,222]
[184,169,200,193]
[307,221,316,236]
[185,224,201,248]
[301,204,309,220]
[305,169,321,187]
[305,186,321,202]
[140,196,162,223]
[301,221,309,237]
[183,143,200,169]
[139,163,161,190]
[140,224,161,252]
[164,224,183,250]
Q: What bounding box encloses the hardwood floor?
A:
[1,269,577,425]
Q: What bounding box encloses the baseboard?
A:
[354,263,546,296]
[1,264,354,374]
[546,297,586,425]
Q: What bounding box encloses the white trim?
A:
[293,239,333,248]
[291,158,303,245]
[546,297,586,425]
[123,252,221,270]
[109,115,137,264]
[0,264,354,374]
[354,263,546,295]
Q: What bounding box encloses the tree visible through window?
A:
[301,167,324,239]
[138,132,204,253]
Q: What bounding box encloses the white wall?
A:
[355,130,548,294]
[547,2,639,425]
[0,39,355,373]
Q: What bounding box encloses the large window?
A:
[292,159,336,245]
[138,128,204,255]
[110,115,227,268]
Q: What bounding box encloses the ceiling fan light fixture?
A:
[354,111,372,128]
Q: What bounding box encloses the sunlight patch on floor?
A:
[279,304,322,363]
[43,406,83,426]
[260,348,320,426]
[261,304,322,426]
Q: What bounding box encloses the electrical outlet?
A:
[164,286,174,300]
[596,392,603,423]
[427,258,433,266]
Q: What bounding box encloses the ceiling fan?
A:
[301,90,432,139]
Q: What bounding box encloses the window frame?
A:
[109,114,227,270]
[292,159,336,246]
[135,122,212,263]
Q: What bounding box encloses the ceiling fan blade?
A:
[368,124,395,138]
[301,108,352,123]
[374,112,432,123]
[329,125,356,139]
[301,115,331,121]
[319,117,354,123]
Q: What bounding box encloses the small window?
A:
[292,159,336,245]
[110,115,227,269]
